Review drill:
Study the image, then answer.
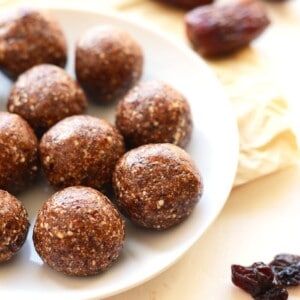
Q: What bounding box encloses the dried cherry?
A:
[232,253,300,299]
[231,263,274,297]
[276,263,300,287]
[254,286,288,300]
[269,254,300,272]
[270,254,300,286]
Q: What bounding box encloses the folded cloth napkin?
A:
[110,0,299,186]
[208,48,299,185]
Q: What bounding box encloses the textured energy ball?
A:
[33,186,125,276]
[75,25,143,103]
[115,80,193,148]
[0,112,38,194]
[39,115,125,191]
[0,8,67,78]
[113,143,203,230]
[7,64,88,136]
[0,190,29,263]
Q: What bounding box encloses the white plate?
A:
[0,7,239,300]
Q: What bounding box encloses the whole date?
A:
[157,0,214,9]
[185,0,270,57]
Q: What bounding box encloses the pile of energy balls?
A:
[0,7,203,276]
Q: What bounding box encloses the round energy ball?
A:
[33,186,125,276]
[75,25,143,103]
[115,80,193,149]
[39,115,125,191]
[0,189,29,263]
[0,112,38,194]
[0,8,67,78]
[7,64,88,137]
[113,143,203,230]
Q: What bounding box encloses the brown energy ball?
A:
[0,7,67,78]
[7,64,88,137]
[115,80,193,149]
[75,25,143,103]
[39,115,125,191]
[0,189,29,263]
[0,112,38,194]
[113,143,203,230]
[33,186,125,276]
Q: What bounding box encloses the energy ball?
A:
[0,189,29,263]
[0,112,38,194]
[113,143,203,230]
[75,25,143,103]
[33,186,125,276]
[0,7,67,78]
[7,64,88,137]
[39,115,125,191]
[115,80,193,149]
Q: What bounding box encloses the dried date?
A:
[157,0,214,9]
[185,0,270,56]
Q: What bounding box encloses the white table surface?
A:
[1,0,300,299]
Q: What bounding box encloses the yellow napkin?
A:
[208,48,299,185]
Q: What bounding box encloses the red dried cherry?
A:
[254,286,288,300]
[231,262,274,297]
[270,254,300,286]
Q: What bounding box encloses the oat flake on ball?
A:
[0,112,38,194]
[39,115,125,191]
[113,143,203,230]
[7,64,88,137]
[75,25,143,103]
[0,7,67,78]
[33,186,125,276]
[115,80,193,149]
[0,189,29,263]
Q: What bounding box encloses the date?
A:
[231,262,288,299]
[157,0,214,9]
[185,0,270,57]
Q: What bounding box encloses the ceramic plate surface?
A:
[0,7,239,300]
